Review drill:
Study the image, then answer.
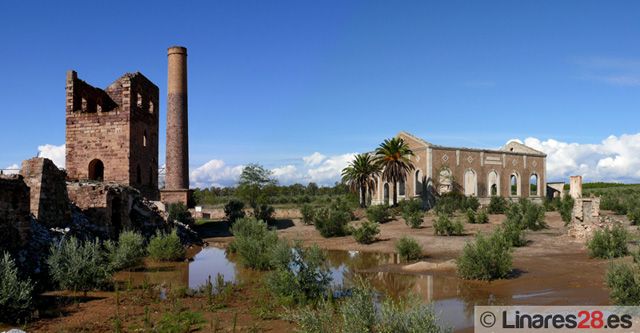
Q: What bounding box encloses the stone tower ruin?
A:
[161,46,191,205]
[65,70,160,200]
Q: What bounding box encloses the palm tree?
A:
[374,137,415,206]
[341,153,381,208]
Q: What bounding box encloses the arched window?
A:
[510,173,519,196]
[464,169,477,196]
[530,174,539,196]
[487,170,499,196]
[415,170,422,195]
[398,179,405,196]
[88,159,104,181]
[136,93,143,108]
[149,101,154,114]
[143,130,148,147]
[136,164,142,184]
[438,168,452,194]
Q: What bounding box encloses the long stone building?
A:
[371,132,547,205]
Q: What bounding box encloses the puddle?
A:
[116,246,611,332]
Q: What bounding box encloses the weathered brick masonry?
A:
[0,175,32,249]
[65,70,159,200]
[20,157,71,227]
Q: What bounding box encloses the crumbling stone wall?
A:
[65,70,159,200]
[67,182,165,239]
[20,157,71,227]
[0,175,31,250]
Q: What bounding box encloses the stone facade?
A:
[65,70,159,200]
[20,157,71,227]
[0,175,32,249]
[372,132,547,205]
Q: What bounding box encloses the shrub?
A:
[156,309,205,332]
[434,192,467,216]
[628,206,640,226]
[606,263,640,306]
[505,200,547,231]
[48,237,112,294]
[266,242,332,305]
[223,199,245,224]
[340,285,377,333]
[168,202,193,224]
[105,230,146,271]
[403,210,424,229]
[254,204,276,224]
[465,208,476,224]
[352,221,380,244]
[464,196,480,212]
[433,215,464,236]
[0,252,34,322]
[314,206,351,238]
[559,196,575,225]
[228,218,280,270]
[457,231,512,281]
[300,204,315,225]
[487,196,509,214]
[288,300,337,333]
[367,204,391,223]
[498,218,527,247]
[587,225,629,259]
[147,230,185,262]
[396,237,422,261]
[476,210,489,224]
[377,297,446,333]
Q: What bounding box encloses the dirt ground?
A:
[22,210,631,332]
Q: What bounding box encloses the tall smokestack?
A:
[161,46,191,205]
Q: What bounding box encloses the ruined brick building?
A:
[372,132,547,205]
[65,70,160,200]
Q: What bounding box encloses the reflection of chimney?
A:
[570,176,582,199]
[161,46,192,206]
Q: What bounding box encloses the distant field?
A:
[563,182,640,193]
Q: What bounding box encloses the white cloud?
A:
[575,57,640,87]
[2,164,20,175]
[272,165,303,184]
[516,134,640,183]
[190,160,244,188]
[306,153,356,185]
[302,152,326,166]
[37,144,65,168]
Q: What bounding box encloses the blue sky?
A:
[1,1,639,186]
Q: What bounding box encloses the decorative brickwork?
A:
[65,70,159,200]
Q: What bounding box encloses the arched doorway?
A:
[487,170,499,196]
[464,169,477,196]
[383,183,390,206]
[510,173,520,197]
[415,170,423,195]
[88,159,104,181]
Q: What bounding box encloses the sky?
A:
[1,1,639,187]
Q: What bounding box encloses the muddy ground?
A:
[20,210,631,332]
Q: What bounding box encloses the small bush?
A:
[628,206,640,226]
[314,206,351,238]
[367,204,391,223]
[465,196,480,212]
[0,252,34,322]
[254,204,276,224]
[476,210,489,224]
[105,230,146,271]
[396,237,422,261]
[223,199,245,224]
[147,230,185,261]
[168,202,193,224]
[300,204,315,225]
[498,218,527,247]
[606,263,640,306]
[505,200,547,231]
[378,297,447,333]
[457,231,512,281]
[465,208,476,224]
[156,309,205,332]
[266,242,332,305]
[340,285,377,333]
[228,218,281,270]
[352,221,380,244]
[433,215,464,236]
[559,196,575,225]
[588,225,629,259]
[403,210,424,229]
[487,196,509,214]
[48,237,112,293]
[434,192,467,216]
